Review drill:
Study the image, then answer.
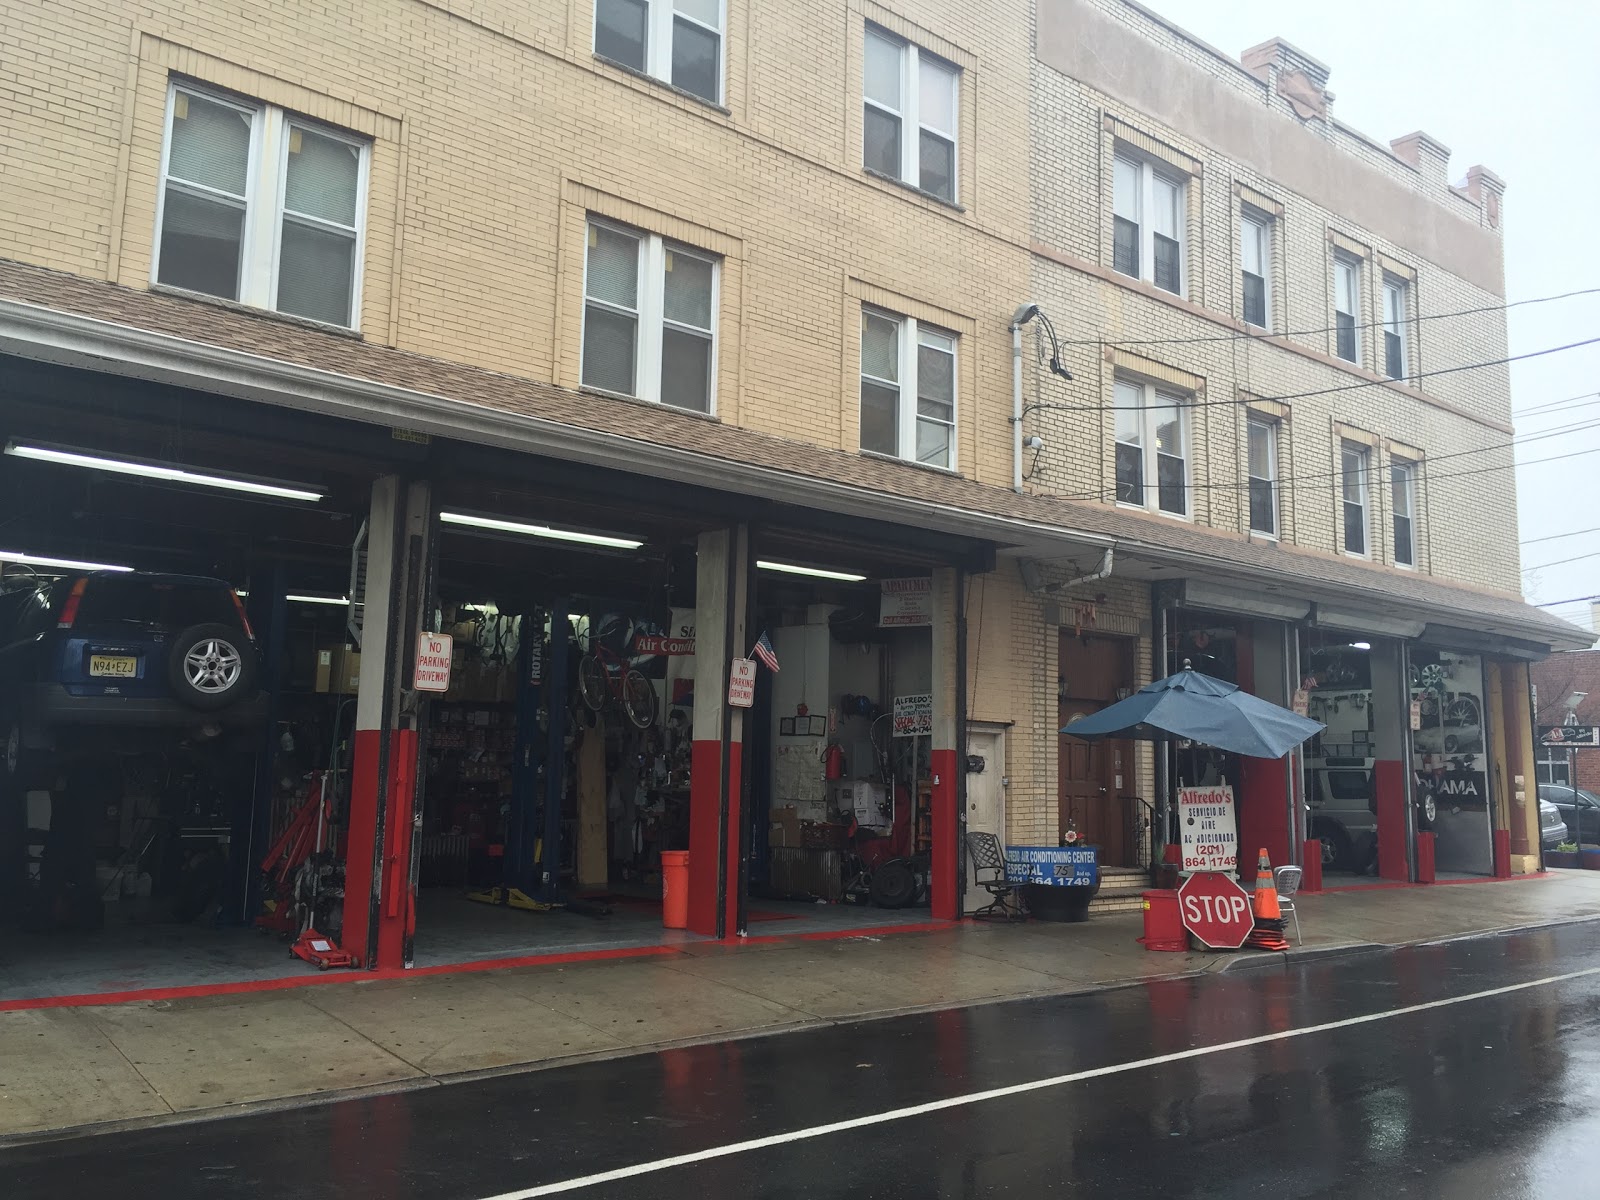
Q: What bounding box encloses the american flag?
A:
[751,631,780,673]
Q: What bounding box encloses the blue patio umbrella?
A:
[1060,667,1324,759]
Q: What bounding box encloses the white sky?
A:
[1143,0,1600,633]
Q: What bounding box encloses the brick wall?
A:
[1532,651,1600,793]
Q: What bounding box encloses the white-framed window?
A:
[1391,459,1417,567]
[863,25,960,203]
[1114,378,1189,516]
[859,308,957,469]
[1113,154,1185,296]
[581,219,719,414]
[594,0,723,105]
[1537,747,1572,787]
[1247,415,1278,538]
[154,83,369,329]
[1341,440,1369,556]
[1383,276,1409,380]
[1334,253,1361,364]
[1241,211,1271,330]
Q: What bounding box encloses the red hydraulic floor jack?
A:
[256,772,357,969]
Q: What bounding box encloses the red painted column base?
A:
[1374,759,1409,882]
[688,739,722,937]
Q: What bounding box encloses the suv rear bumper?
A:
[33,684,269,729]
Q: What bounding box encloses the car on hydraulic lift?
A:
[0,571,268,925]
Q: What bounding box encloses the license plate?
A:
[89,654,138,678]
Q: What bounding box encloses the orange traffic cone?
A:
[1247,847,1290,952]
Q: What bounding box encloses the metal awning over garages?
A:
[0,257,1586,654]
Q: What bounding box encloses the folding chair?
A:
[1274,865,1303,945]
[965,831,1024,920]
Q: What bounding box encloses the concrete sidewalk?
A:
[6,870,1600,1141]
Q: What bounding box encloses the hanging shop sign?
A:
[879,577,933,627]
[633,632,697,656]
[1005,845,1099,887]
[1540,725,1600,747]
[414,631,453,693]
[727,657,757,708]
[893,693,934,737]
[1177,784,1238,872]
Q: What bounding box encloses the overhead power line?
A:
[1536,594,1600,609]
[1054,336,1600,412]
[1514,390,1600,420]
[1524,550,1600,573]
[1522,525,1600,547]
[1057,286,1600,349]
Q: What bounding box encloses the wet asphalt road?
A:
[7,921,1600,1198]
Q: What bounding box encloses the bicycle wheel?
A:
[621,669,658,731]
[577,654,607,713]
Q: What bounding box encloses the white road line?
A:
[483,964,1600,1198]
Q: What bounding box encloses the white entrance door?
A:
[963,726,1006,915]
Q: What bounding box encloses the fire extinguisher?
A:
[823,743,846,781]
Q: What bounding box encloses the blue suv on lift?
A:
[1,571,268,923]
[1,571,267,779]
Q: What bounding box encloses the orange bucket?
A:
[661,851,690,929]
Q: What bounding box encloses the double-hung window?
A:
[1113,154,1184,296]
[594,0,723,105]
[1382,277,1409,380]
[863,26,960,203]
[1247,416,1278,538]
[1391,459,1417,567]
[1241,212,1271,329]
[155,83,368,328]
[860,309,956,469]
[1341,441,1370,556]
[1114,379,1188,516]
[1333,254,1361,363]
[581,220,718,414]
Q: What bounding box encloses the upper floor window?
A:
[1241,211,1271,329]
[155,84,368,328]
[860,308,956,469]
[1341,440,1369,556]
[1382,277,1409,380]
[1113,155,1184,296]
[1391,459,1417,567]
[863,26,960,203]
[1247,416,1278,538]
[581,219,718,414]
[1114,379,1188,517]
[1333,254,1361,364]
[594,0,723,105]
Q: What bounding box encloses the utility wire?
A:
[1051,336,1600,412]
[1060,417,1600,500]
[1525,550,1600,573]
[1056,286,1600,349]
[1514,390,1600,420]
[1522,525,1600,546]
[1536,594,1600,609]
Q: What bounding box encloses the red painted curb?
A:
[1319,871,1552,894]
[0,920,960,1012]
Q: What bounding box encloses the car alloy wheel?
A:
[184,638,243,694]
[1421,793,1437,824]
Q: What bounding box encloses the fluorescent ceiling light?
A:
[0,550,133,573]
[1349,641,1372,651]
[287,594,350,606]
[439,511,642,550]
[459,603,498,614]
[6,442,324,502]
[757,559,867,582]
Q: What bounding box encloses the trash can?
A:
[661,850,690,928]
[1138,888,1186,952]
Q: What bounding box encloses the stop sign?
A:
[1177,871,1253,949]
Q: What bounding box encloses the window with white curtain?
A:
[859,308,957,469]
[1113,153,1185,296]
[1241,211,1271,329]
[1334,253,1361,363]
[1247,416,1278,537]
[581,219,719,413]
[863,25,960,203]
[1341,440,1370,556]
[594,0,723,105]
[155,83,368,328]
[1114,378,1189,516]
[1391,459,1417,567]
[1383,276,1409,380]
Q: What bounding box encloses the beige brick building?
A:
[0,0,1586,960]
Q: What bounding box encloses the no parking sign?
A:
[414,631,453,692]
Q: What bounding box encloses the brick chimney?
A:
[1241,37,1333,132]
[1390,130,1452,192]
[1462,164,1507,232]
